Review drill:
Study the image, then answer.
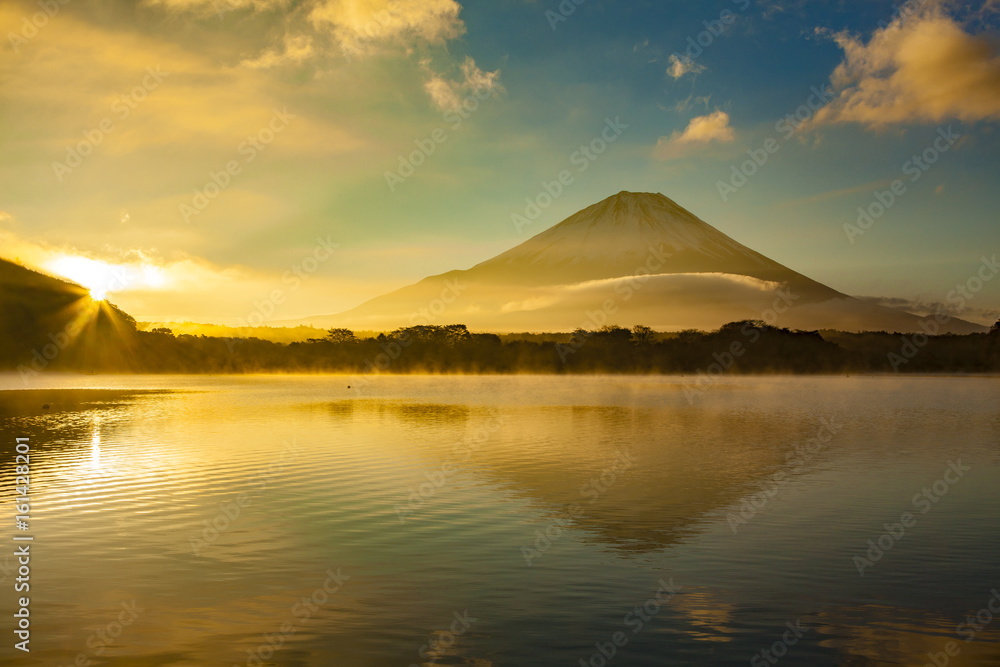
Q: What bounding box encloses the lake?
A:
[1,374,998,666]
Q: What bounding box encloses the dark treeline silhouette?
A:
[3,257,997,377]
[6,317,1000,377]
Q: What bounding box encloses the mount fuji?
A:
[305,192,984,333]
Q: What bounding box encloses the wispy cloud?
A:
[672,94,712,113]
[241,35,316,69]
[667,54,706,79]
[774,178,898,209]
[860,295,1000,324]
[422,56,504,113]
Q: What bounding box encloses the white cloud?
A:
[654,110,736,160]
[811,1,1000,128]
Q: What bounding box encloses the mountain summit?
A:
[470,191,839,297]
[307,192,982,333]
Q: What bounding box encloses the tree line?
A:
[8,319,999,377]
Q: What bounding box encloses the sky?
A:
[1,0,998,326]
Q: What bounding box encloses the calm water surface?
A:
[0,374,998,666]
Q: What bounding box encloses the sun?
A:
[46,256,115,297]
[44,253,171,301]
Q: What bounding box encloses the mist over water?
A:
[0,374,998,666]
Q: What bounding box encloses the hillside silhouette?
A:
[0,257,138,373]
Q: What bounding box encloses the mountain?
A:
[303,192,984,333]
[0,257,137,372]
[469,191,838,293]
[303,192,983,334]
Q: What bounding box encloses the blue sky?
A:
[1,0,998,324]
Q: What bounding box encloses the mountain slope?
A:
[471,191,835,293]
[0,257,137,371]
[303,192,984,334]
